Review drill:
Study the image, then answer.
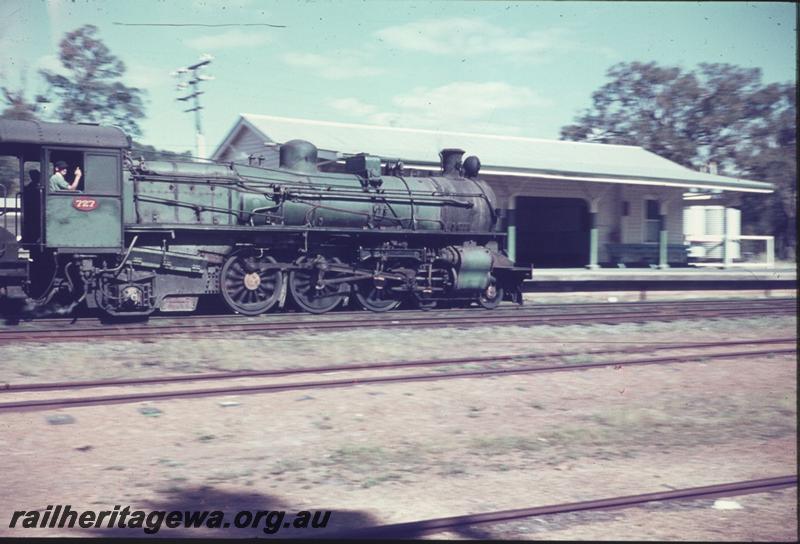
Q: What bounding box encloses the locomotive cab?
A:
[41,147,124,251]
[0,120,130,305]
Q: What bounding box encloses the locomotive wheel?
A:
[220,252,283,316]
[478,275,504,310]
[289,257,349,314]
[355,283,401,312]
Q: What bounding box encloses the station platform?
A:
[523,266,796,292]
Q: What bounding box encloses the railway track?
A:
[0,337,794,413]
[11,296,794,324]
[0,298,795,344]
[334,475,797,538]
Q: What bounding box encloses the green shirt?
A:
[49,173,70,192]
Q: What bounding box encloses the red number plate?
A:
[72,198,99,211]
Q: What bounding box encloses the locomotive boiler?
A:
[0,119,529,317]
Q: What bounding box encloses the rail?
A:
[685,234,775,268]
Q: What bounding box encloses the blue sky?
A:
[1,0,796,155]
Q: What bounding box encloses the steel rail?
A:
[0,302,795,344]
[331,475,797,539]
[12,296,796,326]
[2,337,794,393]
[2,299,793,336]
[0,346,794,413]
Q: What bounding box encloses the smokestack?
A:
[440,148,465,177]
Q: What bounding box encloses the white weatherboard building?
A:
[212,114,774,269]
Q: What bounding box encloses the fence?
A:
[684,234,775,268]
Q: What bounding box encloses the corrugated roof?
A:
[213,114,773,193]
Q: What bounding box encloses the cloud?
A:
[392,81,551,116]
[34,54,67,75]
[329,81,551,134]
[185,30,272,51]
[328,97,378,117]
[123,62,168,90]
[191,0,257,11]
[375,18,578,61]
[281,52,384,80]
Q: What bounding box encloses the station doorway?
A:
[515,196,590,268]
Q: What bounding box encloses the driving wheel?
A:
[289,257,349,314]
[355,280,401,312]
[220,252,282,316]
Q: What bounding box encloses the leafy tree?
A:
[39,24,146,137]
[1,89,39,121]
[0,85,40,196]
[561,62,796,258]
[131,141,192,161]
[1,68,46,121]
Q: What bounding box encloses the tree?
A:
[39,25,146,137]
[561,61,796,259]
[1,80,42,196]
[130,141,192,161]
[1,68,45,121]
[1,89,40,121]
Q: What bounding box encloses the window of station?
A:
[644,199,660,243]
[47,150,119,195]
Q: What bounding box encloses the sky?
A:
[0,0,796,156]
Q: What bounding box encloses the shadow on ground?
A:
[18,483,508,539]
[62,485,377,538]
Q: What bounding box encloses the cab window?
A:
[84,153,120,194]
[48,150,84,193]
[47,150,120,195]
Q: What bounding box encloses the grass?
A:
[320,443,428,486]
[470,436,547,456]
[360,473,403,488]
[205,469,254,483]
[312,416,335,430]
[465,391,796,469]
[269,459,304,476]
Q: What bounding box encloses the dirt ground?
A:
[0,312,796,540]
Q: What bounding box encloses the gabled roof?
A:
[212,114,773,193]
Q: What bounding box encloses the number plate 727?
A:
[72,198,99,211]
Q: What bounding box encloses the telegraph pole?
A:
[172,54,214,159]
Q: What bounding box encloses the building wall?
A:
[619,185,684,245]
[216,128,280,168]
[483,175,685,265]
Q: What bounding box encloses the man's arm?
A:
[49,174,70,192]
[68,167,82,191]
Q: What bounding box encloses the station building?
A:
[212,114,774,269]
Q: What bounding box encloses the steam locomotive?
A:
[0,119,529,316]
